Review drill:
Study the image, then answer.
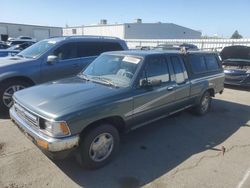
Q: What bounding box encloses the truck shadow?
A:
[0,112,9,119]
[55,99,250,188]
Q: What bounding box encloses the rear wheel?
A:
[0,80,31,113]
[78,123,120,169]
[193,91,211,115]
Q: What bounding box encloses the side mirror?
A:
[47,55,58,64]
[140,79,162,88]
[150,79,162,87]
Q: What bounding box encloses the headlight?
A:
[42,120,70,137]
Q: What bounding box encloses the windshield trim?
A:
[83,54,144,88]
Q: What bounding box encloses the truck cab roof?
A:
[104,49,218,57]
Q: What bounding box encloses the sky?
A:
[1,0,249,38]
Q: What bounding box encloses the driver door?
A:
[132,55,176,126]
[41,42,80,82]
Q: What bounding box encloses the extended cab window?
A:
[189,54,207,74]
[53,43,77,60]
[143,56,169,83]
[170,56,186,84]
[205,55,220,71]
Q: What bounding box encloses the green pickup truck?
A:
[10,50,225,169]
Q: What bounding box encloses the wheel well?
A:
[80,116,126,137]
[207,88,215,97]
[1,76,35,86]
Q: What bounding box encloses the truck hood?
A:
[0,56,33,67]
[14,76,126,119]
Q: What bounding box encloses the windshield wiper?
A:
[78,73,90,81]
[91,76,118,88]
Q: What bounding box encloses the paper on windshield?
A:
[48,40,57,44]
[123,56,140,64]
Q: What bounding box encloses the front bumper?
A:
[10,106,80,157]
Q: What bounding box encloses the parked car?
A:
[8,41,36,50]
[6,39,36,46]
[180,43,199,50]
[17,36,34,40]
[154,43,198,50]
[0,41,36,57]
[10,50,224,169]
[0,36,128,112]
[221,45,250,87]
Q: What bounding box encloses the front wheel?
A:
[0,80,30,113]
[78,123,120,169]
[193,91,211,115]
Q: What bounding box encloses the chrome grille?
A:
[14,102,39,128]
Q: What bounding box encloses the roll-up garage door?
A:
[0,26,8,41]
[33,29,49,41]
[0,26,7,35]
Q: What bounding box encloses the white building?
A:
[63,19,201,40]
[0,22,62,41]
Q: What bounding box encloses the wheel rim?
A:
[201,95,210,112]
[2,85,25,108]
[89,133,114,162]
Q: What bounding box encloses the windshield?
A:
[17,39,58,58]
[82,54,142,87]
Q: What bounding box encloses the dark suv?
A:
[0,36,128,112]
[10,50,224,169]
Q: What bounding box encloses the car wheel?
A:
[0,80,30,113]
[193,91,211,116]
[78,123,120,169]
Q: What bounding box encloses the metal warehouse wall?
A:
[0,23,62,40]
[83,25,124,39]
[63,27,83,36]
[124,23,201,39]
[62,23,201,40]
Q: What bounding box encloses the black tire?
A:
[192,91,211,116]
[0,80,31,113]
[78,123,120,169]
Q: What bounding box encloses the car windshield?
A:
[82,54,142,87]
[17,39,59,58]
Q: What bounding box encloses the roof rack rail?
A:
[65,35,121,40]
[48,36,66,38]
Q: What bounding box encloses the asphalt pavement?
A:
[0,87,250,188]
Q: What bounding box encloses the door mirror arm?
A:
[139,79,162,89]
[47,55,58,65]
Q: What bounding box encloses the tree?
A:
[231,30,243,39]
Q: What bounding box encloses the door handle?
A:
[167,86,174,91]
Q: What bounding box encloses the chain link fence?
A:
[126,38,250,51]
